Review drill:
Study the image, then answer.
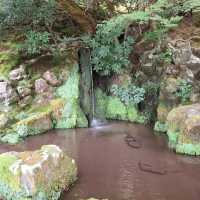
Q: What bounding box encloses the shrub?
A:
[0,0,56,31]
[20,31,50,55]
[110,84,145,105]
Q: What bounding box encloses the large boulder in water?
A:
[0,145,77,200]
[166,104,200,155]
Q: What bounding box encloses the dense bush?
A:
[20,31,50,55]
[111,84,145,105]
[0,0,56,30]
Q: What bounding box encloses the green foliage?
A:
[86,0,181,76]
[20,31,50,55]
[111,84,145,105]
[0,0,56,31]
[87,35,134,75]
[175,79,192,104]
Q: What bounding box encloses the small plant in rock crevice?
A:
[175,79,192,104]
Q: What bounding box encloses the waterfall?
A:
[89,60,107,128]
[79,48,106,128]
[90,63,95,119]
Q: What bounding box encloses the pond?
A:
[0,122,200,200]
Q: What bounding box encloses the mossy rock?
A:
[0,58,88,143]
[0,145,77,200]
[166,104,200,155]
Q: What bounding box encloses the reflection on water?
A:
[0,122,200,200]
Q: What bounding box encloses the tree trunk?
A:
[56,0,96,34]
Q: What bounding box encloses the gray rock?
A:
[0,81,8,97]
[43,71,61,86]
[169,41,192,65]
[9,65,26,82]
[190,93,200,103]
[17,86,31,98]
[18,95,33,108]
[33,91,54,105]
[0,113,9,129]
[0,81,18,104]
[186,54,200,73]
[34,78,49,94]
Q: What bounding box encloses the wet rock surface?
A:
[0,145,77,200]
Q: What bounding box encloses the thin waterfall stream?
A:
[79,48,106,128]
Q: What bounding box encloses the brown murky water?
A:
[0,122,200,200]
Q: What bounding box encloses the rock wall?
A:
[0,46,88,144]
[154,14,200,155]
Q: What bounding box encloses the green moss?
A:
[55,99,78,129]
[95,88,146,124]
[167,130,179,149]
[0,42,20,78]
[56,63,79,100]
[106,96,127,120]
[127,104,138,122]
[55,63,88,129]
[136,115,146,124]
[154,121,168,133]
[0,155,19,190]
[127,104,146,124]
[167,132,200,156]
[176,143,200,156]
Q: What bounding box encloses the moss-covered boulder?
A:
[166,104,200,155]
[0,145,77,200]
